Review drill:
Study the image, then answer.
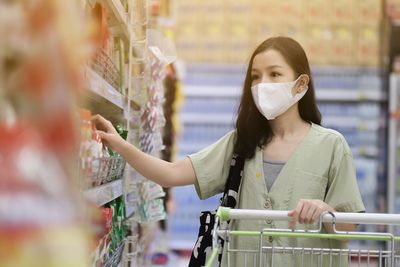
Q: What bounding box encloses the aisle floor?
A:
[150,252,189,267]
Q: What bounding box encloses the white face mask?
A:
[251,76,308,120]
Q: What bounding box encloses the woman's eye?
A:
[271,72,281,78]
[251,74,259,81]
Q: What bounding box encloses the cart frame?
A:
[205,207,400,267]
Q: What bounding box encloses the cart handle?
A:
[218,207,400,225]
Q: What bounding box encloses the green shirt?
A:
[189,123,365,267]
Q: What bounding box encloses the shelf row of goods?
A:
[83,0,180,265]
[175,0,384,65]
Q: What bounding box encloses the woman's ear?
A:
[296,74,310,93]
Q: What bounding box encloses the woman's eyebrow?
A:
[252,65,283,72]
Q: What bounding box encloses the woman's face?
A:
[250,49,296,86]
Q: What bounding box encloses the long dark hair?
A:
[234,37,321,159]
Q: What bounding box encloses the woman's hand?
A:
[91,114,126,154]
[91,115,196,188]
[288,199,334,228]
[288,199,358,234]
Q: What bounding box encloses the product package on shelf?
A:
[79,108,127,189]
[127,179,167,223]
[88,1,130,94]
[124,32,178,226]
[92,197,128,267]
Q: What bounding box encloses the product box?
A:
[176,2,199,23]
[201,19,228,41]
[277,20,304,40]
[252,0,283,25]
[253,19,282,42]
[224,0,251,20]
[175,22,198,42]
[329,24,356,65]
[354,0,383,25]
[302,24,331,65]
[224,38,252,64]
[330,0,355,26]
[302,0,329,25]
[354,24,381,66]
[175,39,201,62]
[279,0,303,24]
[199,40,228,63]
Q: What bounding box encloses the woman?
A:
[93,37,365,266]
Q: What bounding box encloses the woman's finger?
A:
[299,200,311,224]
[96,130,110,144]
[311,204,325,223]
[288,200,304,228]
[305,203,319,224]
[91,114,115,133]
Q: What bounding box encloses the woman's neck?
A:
[269,108,310,140]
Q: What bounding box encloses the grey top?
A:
[263,160,286,191]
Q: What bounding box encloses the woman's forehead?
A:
[252,49,290,71]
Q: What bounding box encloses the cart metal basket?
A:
[206,207,400,267]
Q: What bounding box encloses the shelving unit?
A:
[80,1,150,266]
[84,179,123,207]
[79,0,175,266]
[102,0,132,45]
[86,68,125,109]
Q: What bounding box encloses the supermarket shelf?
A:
[184,85,386,102]
[323,116,380,131]
[84,179,123,206]
[352,146,379,158]
[181,113,235,124]
[102,0,131,42]
[316,89,386,102]
[184,85,241,98]
[86,68,124,109]
[181,113,380,130]
[185,63,381,75]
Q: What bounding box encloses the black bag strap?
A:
[220,154,245,208]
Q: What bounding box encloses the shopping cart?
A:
[206,207,400,267]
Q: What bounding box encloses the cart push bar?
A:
[218,207,400,225]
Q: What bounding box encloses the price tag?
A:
[100,186,113,205]
[358,91,369,101]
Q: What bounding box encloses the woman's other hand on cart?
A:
[288,199,334,228]
[288,199,358,234]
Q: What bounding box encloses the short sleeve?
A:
[325,143,365,213]
[188,130,236,200]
